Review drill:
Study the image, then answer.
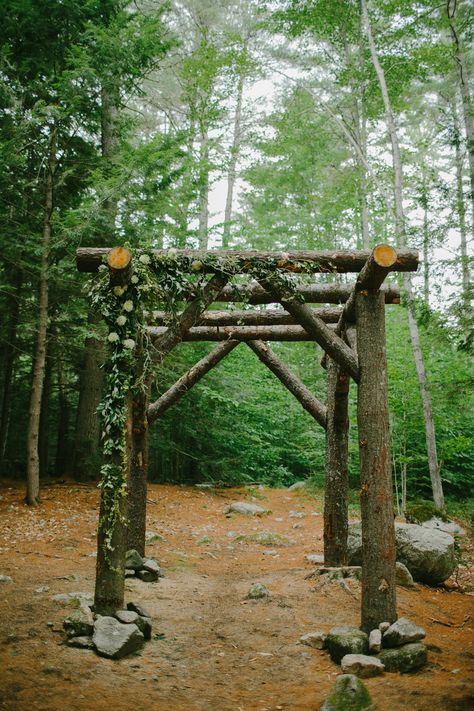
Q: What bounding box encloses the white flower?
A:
[98,264,107,272]
[123,338,136,350]
[108,332,120,343]
[139,253,151,265]
[123,300,134,312]
[191,260,203,271]
[131,275,139,284]
[113,285,127,296]
[116,314,127,326]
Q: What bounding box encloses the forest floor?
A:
[0,481,472,711]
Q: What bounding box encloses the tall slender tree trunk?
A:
[448,0,474,211]
[0,268,22,465]
[55,351,70,476]
[39,335,53,477]
[198,124,209,249]
[26,126,57,505]
[73,84,119,481]
[361,0,445,510]
[421,178,430,305]
[452,98,471,300]
[223,72,245,249]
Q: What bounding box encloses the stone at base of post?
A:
[355,289,397,632]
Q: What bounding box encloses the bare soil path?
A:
[0,482,472,711]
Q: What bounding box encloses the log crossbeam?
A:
[148,325,336,341]
[148,307,342,327]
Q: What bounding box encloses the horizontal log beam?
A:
[148,325,323,341]
[247,340,327,429]
[148,307,343,327]
[76,247,419,274]
[148,340,240,423]
[200,282,400,305]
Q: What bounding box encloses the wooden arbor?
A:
[77,244,419,632]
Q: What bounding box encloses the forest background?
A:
[0,0,472,517]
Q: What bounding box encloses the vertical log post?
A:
[94,247,133,615]
[127,347,149,557]
[356,289,397,632]
[324,358,349,566]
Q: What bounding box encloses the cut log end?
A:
[373,244,397,268]
[108,246,132,271]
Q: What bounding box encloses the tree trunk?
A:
[55,353,70,476]
[361,0,444,510]
[356,289,397,632]
[452,98,471,300]
[223,71,244,248]
[26,127,56,506]
[324,358,349,566]
[448,0,474,211]
[127,346,149,557]
[198,125,209,249]
[422,179,430,306]
[0,268,22,465]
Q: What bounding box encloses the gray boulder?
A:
[325,627,369,664]
[52,591,94,607]
[395,562,414,587]
[92,616,144,660]
[368,629,381,654]
[63,605,94,638]
[127,601,151,618]
[288,481,307,491]
[377,642,427,673]
[422,517,465,536]
[142,558,163,577]
[136,569,158,582]
[145,531,163,543]
[115,610,152,640]
[305,554,325,564]
[0,575,12,583]
[340,654,385,678]
[224,502,270,516]
[319,674,373,711]
[396,523,455,584]
[125,549,144,571]
[347,522,456,584]
[382,618,426,648]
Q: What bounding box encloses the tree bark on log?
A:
[149,307,342,327]
[356,289,397,632]
[208,282,401,305]
[76,247,419,274]
[246,340,327,429]
[149,325,324,341]
[324,358,349,566]
[127,370,149,557]
[148,340,240,423]
[94,395,132,615]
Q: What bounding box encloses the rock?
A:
[325,627,369,664]
[369,629,382,653]
[0,575,12,583]
[127,601,151,618]
[377,642,427,673]
[299,631,326,649]
[289,510,306,518]
[145,531,163,544]
[379,622,390,634]
[136,569,158,582]
[35,585,50,593]
[263,549,278,556]
[319,674,373,711]
[142,558,163,577]
[347,522,456,585]
[422,517,466,536]
[288,481,307,491]
[224,502,270,516]
[305,554,324,564]
[136,615,152,640]
[92,616,144,660]
[125,569,136,578]
[125,549,144,571]
[382,618,426,648]
[395,562,414,587]
[237,531,293,546]
[396,523,456,584]
[247,582,270,599]
[66,635,94,650]
[340,654,385,678]
[52,592,94,607]
[63,605,94,638]
[115,610,139,625]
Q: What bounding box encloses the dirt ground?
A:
[0,481,473,711]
